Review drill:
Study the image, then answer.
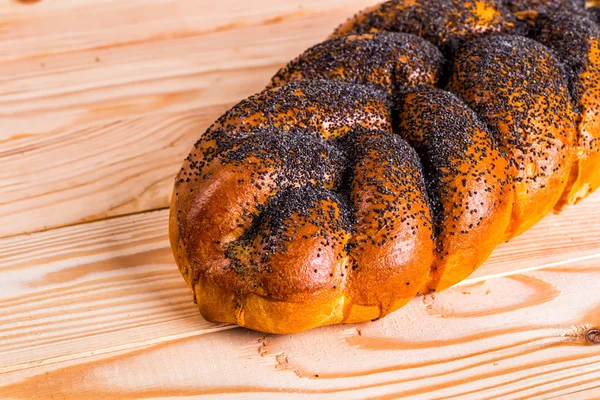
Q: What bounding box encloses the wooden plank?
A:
[0,7,348,136]
[1,0,600,397]
[466,194,600,282]
[0,1,378,238]
[0,0,377,62]
[0,103,233,236]
[0,193,599,398]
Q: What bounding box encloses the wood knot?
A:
[586,329,600,345]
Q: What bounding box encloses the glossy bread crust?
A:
[396,89,513,291]
[331,0,516,52]
[531,12,600,207]
[269,32,444,93]
[170,0,600,333]
[449,35,576,238]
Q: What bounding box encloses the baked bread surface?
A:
[170,0,600,334]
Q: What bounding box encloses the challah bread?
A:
[170,0,600,333]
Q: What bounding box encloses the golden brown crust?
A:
[209,79,392,140]
[169,1,599,334]
[449,35,576,238]
[396,89,513,292]
[344,130,434,320]
[531,12,600,207]
[171,81,411,333]
[171,194,351,334]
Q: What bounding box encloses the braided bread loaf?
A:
[170,0,600,333]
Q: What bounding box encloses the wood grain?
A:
[0,193,599,398]
[2,0,600,398]
[0,103,233,236]
[0,0,375,62]
[0,0,378,238]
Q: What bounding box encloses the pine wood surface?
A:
[1,0,599,398]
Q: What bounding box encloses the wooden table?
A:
[1,0,599,398]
